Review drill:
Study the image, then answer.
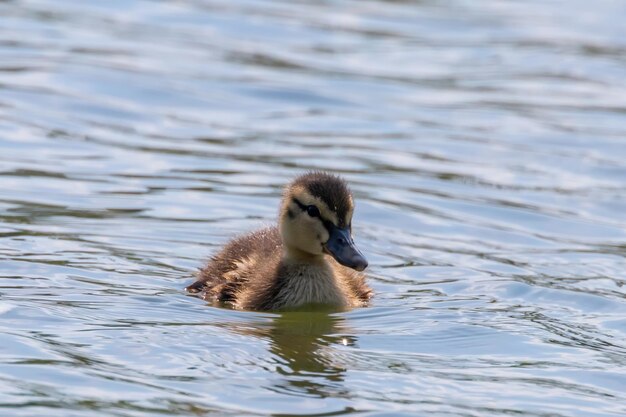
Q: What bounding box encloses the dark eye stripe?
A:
[292,198,335,232]
[292,198,307,212]
[322,219,336,234]
[293,198,319,217]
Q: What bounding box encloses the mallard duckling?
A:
[186,172,371,311]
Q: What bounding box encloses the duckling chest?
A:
[274,265,349,308]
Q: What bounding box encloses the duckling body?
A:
[186,172,371,311]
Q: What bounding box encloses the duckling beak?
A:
[323,226,368,271]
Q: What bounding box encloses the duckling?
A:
[186,172,371,311]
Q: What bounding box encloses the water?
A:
[1,0,626,415]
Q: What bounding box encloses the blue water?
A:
[1,1,625,416]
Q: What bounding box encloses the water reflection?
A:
[266,311,353,398]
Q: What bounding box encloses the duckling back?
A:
[187,227,283,303]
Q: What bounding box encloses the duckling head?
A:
[279,172,368,271]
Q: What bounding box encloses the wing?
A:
[186,226,282,303]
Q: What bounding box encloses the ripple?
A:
[1,0,626,416]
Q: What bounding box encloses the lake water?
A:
[1,1,626,416]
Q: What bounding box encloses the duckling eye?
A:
[306,205,320,218]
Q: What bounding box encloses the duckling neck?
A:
[274,246,349,309]
[282,246,326,265]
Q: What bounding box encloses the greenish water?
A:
[1,1,626,416]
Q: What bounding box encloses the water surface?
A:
[1,1,626,416]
